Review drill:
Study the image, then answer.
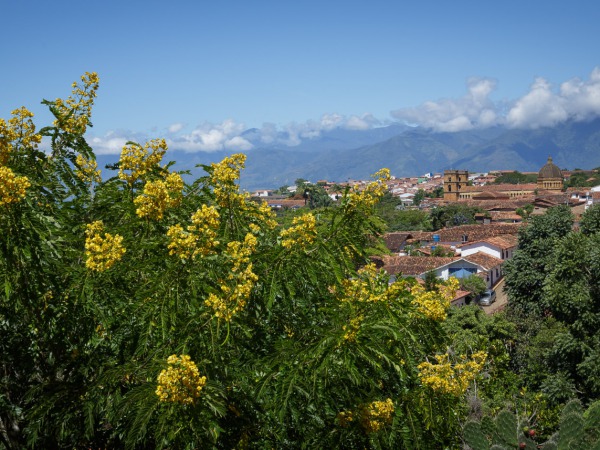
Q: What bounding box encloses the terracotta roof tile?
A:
[459,198,534,210]
[489,211,523,221]
[381,256,459,276]
[461,183,538,193]
[382,232,413,252]
[416,223,522,244]
[462,252,503,270]
[458,234,518,250]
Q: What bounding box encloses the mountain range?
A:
[97,118,600,190]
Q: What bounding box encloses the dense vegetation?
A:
[2,74,599,449]
[493,171,538,185]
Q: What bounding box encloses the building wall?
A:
[460,243,502,260]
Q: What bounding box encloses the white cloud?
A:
[225,136,253,151]
[346,114,380,130]
[560,67,600,121]
[392,68,600,132]
[85,112,388,155]
[391,77,500,132]
[172,119,253,152]
[88,130,145,155]
[506,78,568,128]
[168,122,184,133]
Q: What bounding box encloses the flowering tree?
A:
[0,74,486,449]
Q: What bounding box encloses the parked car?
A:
[479,289,496,306]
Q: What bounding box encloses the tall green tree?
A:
[503,205,573,315]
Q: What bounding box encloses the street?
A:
[481,277,508,314]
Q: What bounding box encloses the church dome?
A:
[538,156,562,179]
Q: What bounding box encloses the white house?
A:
[381,251,503,289]
[458,234,518,261]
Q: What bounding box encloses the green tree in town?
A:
[503,205,573,316]
[430,204,483,230]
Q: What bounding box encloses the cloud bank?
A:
[88,113,382,154]
[392,67,600,132]
[88,68,600,154]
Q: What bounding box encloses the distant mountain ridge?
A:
[97,118,600,190]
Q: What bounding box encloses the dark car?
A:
[479,289,496,306]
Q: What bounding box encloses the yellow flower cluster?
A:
[344,168,391,210]
[167,204,221,259]
[336,263,393,303]
[84,221,126,272]
[248,201,278,231]
[156,354,207,405]
[134,172,184,220]
[210,153,246,186]
[280,213,317,250]
[209,153,250,209]
[0,166,31,207]
[204,233,258,321]
[360,398,395,433]
[1,107,42,164]
[118,139,167,185]
[75,154,101,183]
[53,72,99,134]
[342,315,364,342]
[410,277,459,321]
[418,351,487,396]
[336,410,354,428]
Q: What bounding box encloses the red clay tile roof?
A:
[459,198,535,210]
[534,193,586,208]
[457,234,518,250]
[381,256,459,276]
[461,183,538,193]
[416,223,522,244]
[452,289,471,304]
[488,211,523,221]
[462,252,503,270]
[472,191,511,199]
[382,232,413,252]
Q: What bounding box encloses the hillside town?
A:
[250,156,600,311]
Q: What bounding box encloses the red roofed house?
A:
[381,251,503,289]
[458,234,518,261]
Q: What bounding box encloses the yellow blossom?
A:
[118,139,167,185]
[84,221,126,272]
[75,154,101,183]
[337,410,354,428]
[208,154,250,209]
[156,354,207,404]
[410,277,459,321]
[134,171,183,220]
[167,204,220,259]
[343,168,391,211]
[204,233,258,321]
[418,351,487,396]
[0,166,31,207]
[280,213,317,250]
[336,264,390,303]
[53,72,99,134]
[342,315,364,342]
[209,153,246,186]
[359,398,395,433]
[1,107,41,164]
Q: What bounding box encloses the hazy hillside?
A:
[97,118,600,190]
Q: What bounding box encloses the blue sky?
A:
[2,0,600,153]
